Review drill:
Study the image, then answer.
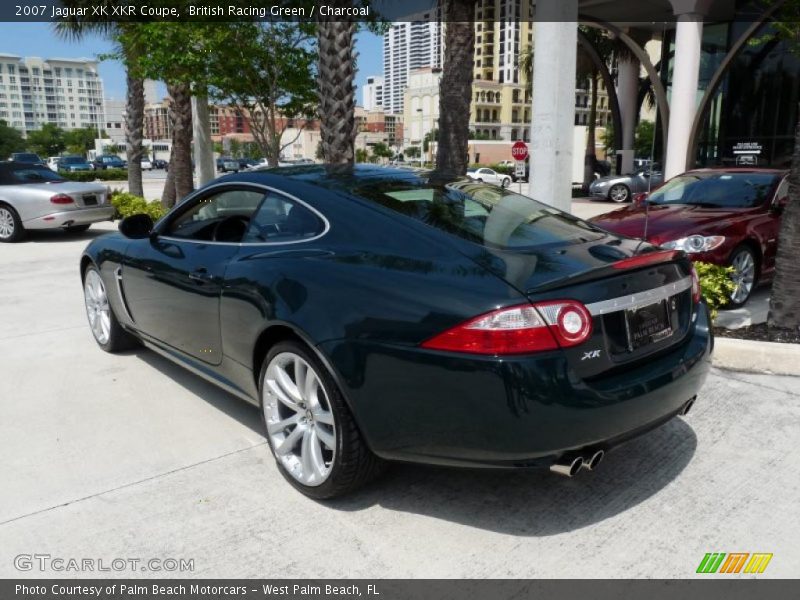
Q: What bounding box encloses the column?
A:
[527,0,578,213]
[617,56,640,174]
[664,0,712,179]
[192,95,216,186]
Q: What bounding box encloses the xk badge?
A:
[581,349,602,360]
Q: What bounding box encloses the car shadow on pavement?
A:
[133,349,264,435]
[26,228,109,243]
[327,418,697,536]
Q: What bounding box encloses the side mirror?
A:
[633,192,649,207]
[771,196,788,215]
[119,213,154,239]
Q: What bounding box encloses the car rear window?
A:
[61,157,86,164]
[1,166,66,184]
[12,153,40,162]
[354,179,606,250]
[650,172,779,208]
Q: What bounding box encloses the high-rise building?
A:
[143,79,160,105]
[362,76,384,112]
[0,54,104,136]
[382,6,443,115]
[104,99,126,144]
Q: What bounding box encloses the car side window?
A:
[242,192,324,243]
[774,178,789,204]
[167,188,266,242]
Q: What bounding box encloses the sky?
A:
[1,23,384,104]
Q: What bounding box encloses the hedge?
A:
[109,191,167,221]
[58,168,128,182]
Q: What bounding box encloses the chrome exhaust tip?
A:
[582,450,605,471]
[680,397,696,417]
[550,455,584,477]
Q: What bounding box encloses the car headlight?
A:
[661,235,725,253]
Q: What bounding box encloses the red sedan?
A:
[589,168,789,306]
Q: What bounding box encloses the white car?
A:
[140,158,153,171]
[47,157,60,172]
[466,167,512,188]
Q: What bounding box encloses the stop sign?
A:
[511,141,528,161]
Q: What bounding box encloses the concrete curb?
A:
[713,336,800,376]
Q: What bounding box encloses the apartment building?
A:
[0,54,104,136]
[363,76,384,112]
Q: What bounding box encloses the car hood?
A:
[588,203,747,243]
[591,174,633,185]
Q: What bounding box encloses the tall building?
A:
[0,54,104,136]
[104,99,126,144]
[143,79,160,105]
[362,76,384,112]
[382,6,443,115]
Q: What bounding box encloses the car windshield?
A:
[354,179,606,250]
[649,172,778,208]
[13,153,40,162]
[5,166,66,184]
[61,156,85,164]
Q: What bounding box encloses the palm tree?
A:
[54,5,145,197]
[161,83,193,208]
[435,0,475,178]
[316,19,357,165]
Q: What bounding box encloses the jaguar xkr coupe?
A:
[81,166,712,498]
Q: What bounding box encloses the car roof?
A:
[684,167,787,176]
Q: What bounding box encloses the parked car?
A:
[589,166,664,203]
[57,155,93,172]
[0,162,113,242]
[152,159,168,170]
[91,155,127,170]
[589,168,789,306]
[466,167,512,188]
[9,152,46,166]
[80,165,712,498]
[221,157,257,173]
[47,157,61,172]
[140,158,153,171]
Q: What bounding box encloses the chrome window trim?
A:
[585,276,692,316]
[156,181,330,247]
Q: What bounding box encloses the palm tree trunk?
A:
[435,0,474,179]
[125,72,144,197]
[317,19,357,165]
[768,101,800,332]
[162,83,193,208]
[583,72,599,188]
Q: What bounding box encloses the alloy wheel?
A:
[730,249,756,305]
[0,207,15,240]
[609,184,630,203]
[263,352,337,487]
[84,269,111,345]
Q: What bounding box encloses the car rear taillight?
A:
[420,300,593,355]
[50,194,74,204]
[690,264,701,304]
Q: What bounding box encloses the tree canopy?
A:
[0,121,25,158]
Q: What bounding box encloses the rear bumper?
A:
[318,303,713,468]
[24,206,115,229]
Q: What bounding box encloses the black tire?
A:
[608,183,631,203]
[0,203,25,243]
[726,245,758,307]
[501,177,510,188]
[82,265,140,353]
[66,224,91,234]
[477,178,483,183]
[259,340,385,499]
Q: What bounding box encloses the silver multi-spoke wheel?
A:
[609,184,630,203]
[730,248,756,305]
[0,207,16,240]
[263,352,336,487]
[84,269,111,345]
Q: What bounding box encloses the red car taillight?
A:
[50,194,74,204]
[690,264,701,304]
[420,300,593,355]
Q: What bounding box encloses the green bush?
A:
[109,191,166,221]
[58,168,128,182]
[489,163,514,175]
[694,261,736,320]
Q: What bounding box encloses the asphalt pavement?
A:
[1,222,798,579]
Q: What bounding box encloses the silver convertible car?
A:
[588,167,664,203]
[0,162,114,242]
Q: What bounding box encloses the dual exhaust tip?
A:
[550,449,604,477]
[550,397,696,477]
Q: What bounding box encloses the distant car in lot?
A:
[80,165,711,498]
[221,157,257,173]
[140,158,153,171]
[57,155,93,172]
[589,168,789,306]
[91,155,127,170]
[0,162,113,242]
[9,152,46,166]
[47,157,61,171]
[466,167,512,188]
[589,166,664,203]
[152,158,168,170]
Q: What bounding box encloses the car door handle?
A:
[188,268,212,284]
